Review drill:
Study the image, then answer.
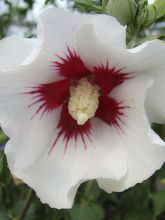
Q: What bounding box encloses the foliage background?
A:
[0,0,165,219]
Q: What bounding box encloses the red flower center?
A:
[27,48,130,152]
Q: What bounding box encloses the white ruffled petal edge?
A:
[76,22,165,123]
[5,107,127,208]
[0,35,36,71]
[1,8,165,209]
[37,7,126,53]
[127,41,165,123]
[97,74,165,193]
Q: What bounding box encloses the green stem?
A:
[18,189,34,220]
[84,180,94,196]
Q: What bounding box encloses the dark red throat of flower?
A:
[26,47,130,152]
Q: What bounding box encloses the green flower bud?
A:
[107,0,138,25]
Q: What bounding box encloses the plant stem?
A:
[18,189,35,220]
[84,180,94,196]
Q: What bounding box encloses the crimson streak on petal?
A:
[49,103,92,153]
[94,63,129,94]
[26,47,130,153]
[95,96,126,128]
[28,79,70,117]
[54,47,90,80]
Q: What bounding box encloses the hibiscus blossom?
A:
[0,8,165,209]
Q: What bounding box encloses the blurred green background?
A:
[0,0,165,219]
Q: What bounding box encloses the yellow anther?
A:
[68,78,100,125]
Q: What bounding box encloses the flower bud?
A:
[107,0,138,25]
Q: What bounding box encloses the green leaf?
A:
[107,0,138,25]
[0,153,4,175]
[69,203,104,220]
[0,208,11,220]
[84,181,101,200]
[0,154,11,185]
[109,210,120,220]
[124,209,152,220]
[44,0,56,4]
[24,0,34,9]
[152,189,165,218]
[134,36,157,46]
[0,129,8,145]
[74,0,103,13]
[0,186,3,204]
[149,0,165,19]
[120,181,150,211]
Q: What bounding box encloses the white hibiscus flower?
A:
[0,7,165,209]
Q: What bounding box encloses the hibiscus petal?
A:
[38,8,126,53]
[49,103,92,152]
[5,105,127,209]
[54,47,89,80]
[28,79,70,116]
[0,35,36,71]
[97,75,165,193]
[89,14,126,48]
[37,8,91,53]
[4,109,60,170]
[0,40,66,87]
[77,23,165,124]
[93,63,129,94]
[76,23,129,71]
[1,7,164,210]
[0,87,30,126]
[95,95,125,128]
[126,40,165,123]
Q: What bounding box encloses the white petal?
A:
[4,107,127,209]
[111,40,165,123]
[0,35,36,71]
[145,66,165,123]
[1,7,164,210]
[77,23,165,123]
[0,42,62,86]
[89,14,126,48]
[38,8,126,54]
[0,83,60,161]
[37,8,90,53]
[76,22,130,71]
[127,41,165,123]
[5,109,59,170]
[0,9,126,87]
[97,75,165,193]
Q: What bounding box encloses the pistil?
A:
[68,78,100,125]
